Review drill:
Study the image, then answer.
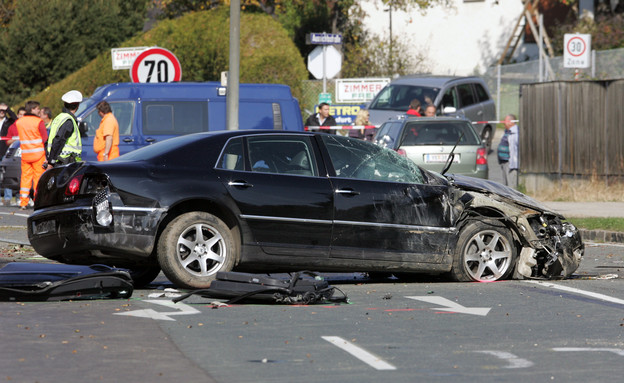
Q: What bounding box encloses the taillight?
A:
[476,147,487,165]
[396,148,407,157]
[65,175,84,196]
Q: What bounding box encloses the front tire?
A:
[157,212,237,289]
[451,220,516,282]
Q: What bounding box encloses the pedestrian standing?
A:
[497,114,519,188]
[44,90,83,169]
[0,103,18,206]
[93,101,119,161]
[14,101,47,210]
[305,103,337,133]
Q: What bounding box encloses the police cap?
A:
[61,90,83,104]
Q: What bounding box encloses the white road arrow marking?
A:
[114,299,200,321]
[475,350,534,368]
[405,296,491,316]
[322,336,396,370]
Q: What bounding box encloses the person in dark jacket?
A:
[0,103,17,159]
[305,102,336,133]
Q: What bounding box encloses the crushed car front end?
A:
[450,176,584,280]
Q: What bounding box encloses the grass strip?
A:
[567,217,624,233]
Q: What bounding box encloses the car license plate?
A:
[424,153,460,163]
[33,219,56,235]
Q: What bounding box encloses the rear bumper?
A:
[27,205,166,267]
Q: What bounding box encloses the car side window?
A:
[474,83,490,103]
[246,136,317,176]
[82,101,135,137]
[142,101,208,135]
[218,137,245,171]
[457,84,476,107]
[441,87,459,110]
[321,135,424,184]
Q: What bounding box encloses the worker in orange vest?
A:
[13,101,47,210]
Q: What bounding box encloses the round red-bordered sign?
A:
[566,37,587,57]
[130,47,182,83]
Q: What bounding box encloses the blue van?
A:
[76,82,304,162]
[0,82,304,195]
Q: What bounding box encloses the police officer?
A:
[44,90,83,169]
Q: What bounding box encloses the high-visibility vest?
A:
[16,115,46,163]
[47,112,82,159]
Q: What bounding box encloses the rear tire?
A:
[451,220,516,282]
[157,212,237,289]
[481,126,492,153]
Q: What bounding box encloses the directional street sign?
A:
[130,47,182,83]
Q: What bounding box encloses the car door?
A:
[216,134,334,257]
[455,83,485,130]
[319,135,454,264]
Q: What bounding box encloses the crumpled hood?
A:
[449,174,555,214]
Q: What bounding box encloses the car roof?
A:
[383,116,473,125]
[388,75,483,87]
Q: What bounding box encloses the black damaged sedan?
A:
[28,130,583,288]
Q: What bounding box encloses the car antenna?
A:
[441,131,464,176]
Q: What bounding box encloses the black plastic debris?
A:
[0,262,134,301]
[173,271,348,305]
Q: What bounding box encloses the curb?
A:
[580,229,624,245]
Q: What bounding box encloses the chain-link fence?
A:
[482,47,624,121]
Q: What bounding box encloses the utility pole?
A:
[226,0,240,130]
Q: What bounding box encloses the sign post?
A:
[306,33,342,98]
[563,33,591,80]
[130,47,182,83]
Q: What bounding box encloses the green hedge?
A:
[25,8,307,115]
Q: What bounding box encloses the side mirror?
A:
[78,121,88,137]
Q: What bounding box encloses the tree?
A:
[0,0,146,105]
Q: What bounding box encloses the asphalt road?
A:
[1,206,624,382]
[1,241,623,382]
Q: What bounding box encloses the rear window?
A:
[369,84,439,111]
[401,121,481,146]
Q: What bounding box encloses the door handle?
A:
[335,188,360,196]
[123,137,134,143]
[145,138,156,143]
[228,181,253,188]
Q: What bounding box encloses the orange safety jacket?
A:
[17,115,46,163]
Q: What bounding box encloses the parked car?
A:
[0,141,21,195]
[367,75,497,149]
[27,130,583,289]
[374,116,488,179]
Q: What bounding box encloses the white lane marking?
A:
[0,212,29,218]
[322,336,396,371]
[474,350,534,369]
[552,347,624,356]
[524,280,624,306]
[405,296,491,316]
[114,300,200,321]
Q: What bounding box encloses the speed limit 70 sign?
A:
[130,47,182,83]
[563,34,591,69]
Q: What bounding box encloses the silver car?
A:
[367,75,497,149]
[375,116,488,179]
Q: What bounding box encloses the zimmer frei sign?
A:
[335,78,390,103]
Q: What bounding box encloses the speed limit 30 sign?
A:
[563,34,591,68]
[130,47,182,83]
